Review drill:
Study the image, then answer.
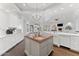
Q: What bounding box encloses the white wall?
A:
[9,13,23,31]
[0,10,9,30]
[0,10,23,34]
[0,3,24,37]
[22,5,79,33]
[0,10,10,37]
[13,3,79,34]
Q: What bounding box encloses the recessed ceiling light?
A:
[69,4,73,7]
[6,9,10,12]
[23,3,26,6]
[54,10,57,13]
[10,9,15,12]
[60,8,64,10]
[77,9,79,11]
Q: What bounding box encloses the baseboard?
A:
[60,45,70,49]
[2,39,24,56]
[70,49,79,54]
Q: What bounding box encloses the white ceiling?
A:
[1,3,79,22]
[0,3,79,14]
[15,3,61,12]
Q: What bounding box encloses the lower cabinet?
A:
[53,35,61,47]
[53,35,71,48]
[24,37,31,55]
[70,36,79,51]
[53,34,79,52]
[60,35,71,48]
[24,37,53,56]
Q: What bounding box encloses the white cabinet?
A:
[24,36,53,56]
[30,40,40,56]
[40,46,48,56]
[70,36,79,51]
[53,31,79,52]
[53,35,60,47]
[53,34,71,48]
[24,37,31,55]
[60,35,71,48]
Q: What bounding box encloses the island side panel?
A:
[24,37,40,56]
[24,37,31,55]
[24,34,53,56]
[40,37,53,56]
[30,39,40,56]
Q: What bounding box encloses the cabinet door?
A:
[60,35,71,48]
[30,40,40,56]
[40,37,53,56]
[40,46,48,56]
[71,36,79,51]
[25,37,31,54]
[53,35,60,46]
[47,37,53,54]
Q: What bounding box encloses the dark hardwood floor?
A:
[3,40,79,56]
[52,45,79,56]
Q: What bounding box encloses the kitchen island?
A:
[24,32,53,56]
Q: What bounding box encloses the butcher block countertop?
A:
[25,33,53,43]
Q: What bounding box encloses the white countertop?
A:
[25,31,79,37]
[44,31,79,37]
